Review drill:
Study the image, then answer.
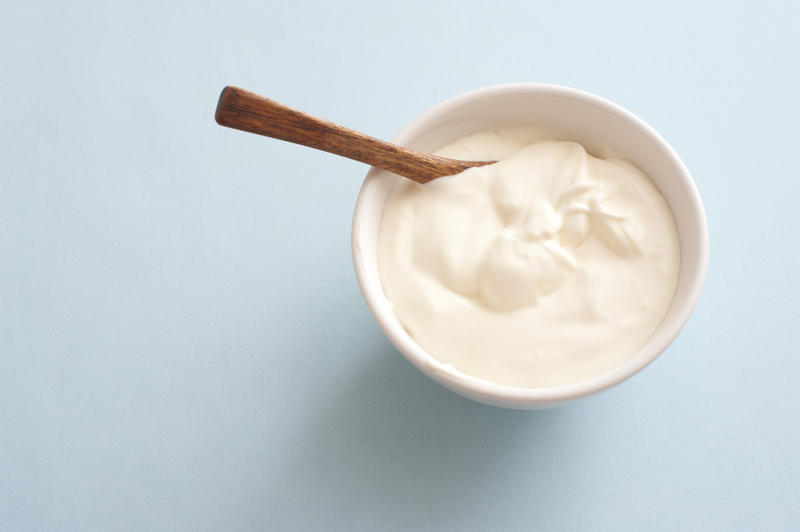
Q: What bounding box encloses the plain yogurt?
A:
[377,128,680,387]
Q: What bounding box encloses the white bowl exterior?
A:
[352,84,708,409]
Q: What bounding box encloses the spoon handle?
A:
[215,86,487,183]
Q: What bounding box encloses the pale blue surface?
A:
[2,1,799,530]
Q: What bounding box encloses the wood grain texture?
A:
[215,86,493,183]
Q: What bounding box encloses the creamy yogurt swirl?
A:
[377,129,680,387]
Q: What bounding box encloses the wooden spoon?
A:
[215,86,493,183]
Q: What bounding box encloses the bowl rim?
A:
[352,82,709,406]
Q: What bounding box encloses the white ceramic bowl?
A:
[352,83,708,409]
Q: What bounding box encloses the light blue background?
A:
[2,1,798,530]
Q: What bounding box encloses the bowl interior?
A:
[352,84,707,408]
